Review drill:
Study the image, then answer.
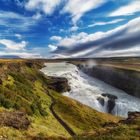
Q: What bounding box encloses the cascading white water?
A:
[41,62,140,117]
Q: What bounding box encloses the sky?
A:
[0,0,140,58]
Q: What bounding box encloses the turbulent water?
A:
[41,62,140,117]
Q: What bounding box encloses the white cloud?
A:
[25,0,61,15]
[48,44,58,52]
[62,0,105,24]
[50,36,62,41]
[94,45,140,58]
[0,39,27,50]
[53,16,140,58]
[15,34,22,39]
[0,10,24,19]
[0,11,38,31]
[59,16,140,48]
[109,0,140,16]
[58,32,88,47]
[70,25,79,32]
[88,19,124,27]
[32,13,42,20]
[0,52,41,58]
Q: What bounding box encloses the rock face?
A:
[0,111,30,130]
[102,94,118,114]
[97,97,105,106]
[82,66,140,98]
[47,77,71,93]
[97,94,118,114]
[119,112,140,124]
[103,112,140,127]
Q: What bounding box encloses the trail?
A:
[47,92,76,136]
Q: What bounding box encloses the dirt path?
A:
[48,92,76,136]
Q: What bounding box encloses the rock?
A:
[0,111,30,130]
[48,77,71,93]
[119,112,140,124]
[102,93,118,114]
[0,79,2,85]
[102,94,118,100]
[103,122,117,127]
[97,97,105,106]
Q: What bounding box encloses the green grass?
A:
[50,90,119,134]
[0,59,139,139]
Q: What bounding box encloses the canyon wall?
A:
[81,65,140,98]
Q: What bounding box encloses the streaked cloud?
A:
[88,19,124,27]
[62,0,105,24]
[109,0,140,16]
[53,17,140,58]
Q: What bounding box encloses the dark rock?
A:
[107,99,116,114]
[0,79,2,85]
[97,97,105,106]
[119,112,140,124]
[103,111,140,128]
[102,93,118,100]
[48,77,71,93]
[103,122,118,127]
[102,93,118,114]
[0,111,30,130]
[25,62,33,68]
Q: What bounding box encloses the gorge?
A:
[41,62,140,117]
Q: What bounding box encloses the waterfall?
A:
[41,62,140,117]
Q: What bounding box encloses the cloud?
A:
[0,51,41,58]
[0,10,23,19]
[0,39,27,50]
[88,19,124,27]
[0,10,38,31]
[48,44,58,52]
[69,25,79,32]
[61,0,105,24]
[15,34,22,39]
[109,0,140,16]
[57,32,88,47]
[93,45,140,58]
[53,16,140,58]
[50,36,62,41]
[32,13,42,20]
[25,0,61,15]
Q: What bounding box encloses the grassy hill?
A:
[0,59,139,140]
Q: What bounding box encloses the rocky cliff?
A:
[81,65,140,98]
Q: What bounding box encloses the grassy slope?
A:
[71,115,140,140]
[0,59,139,139]
[51,90,118,134]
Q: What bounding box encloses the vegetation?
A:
[0,59,139,139]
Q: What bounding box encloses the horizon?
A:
[0,0,140,58]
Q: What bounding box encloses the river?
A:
[41,62,140,117]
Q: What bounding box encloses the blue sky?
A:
[0,0,140,58]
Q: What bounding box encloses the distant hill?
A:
[0,55,20,58]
